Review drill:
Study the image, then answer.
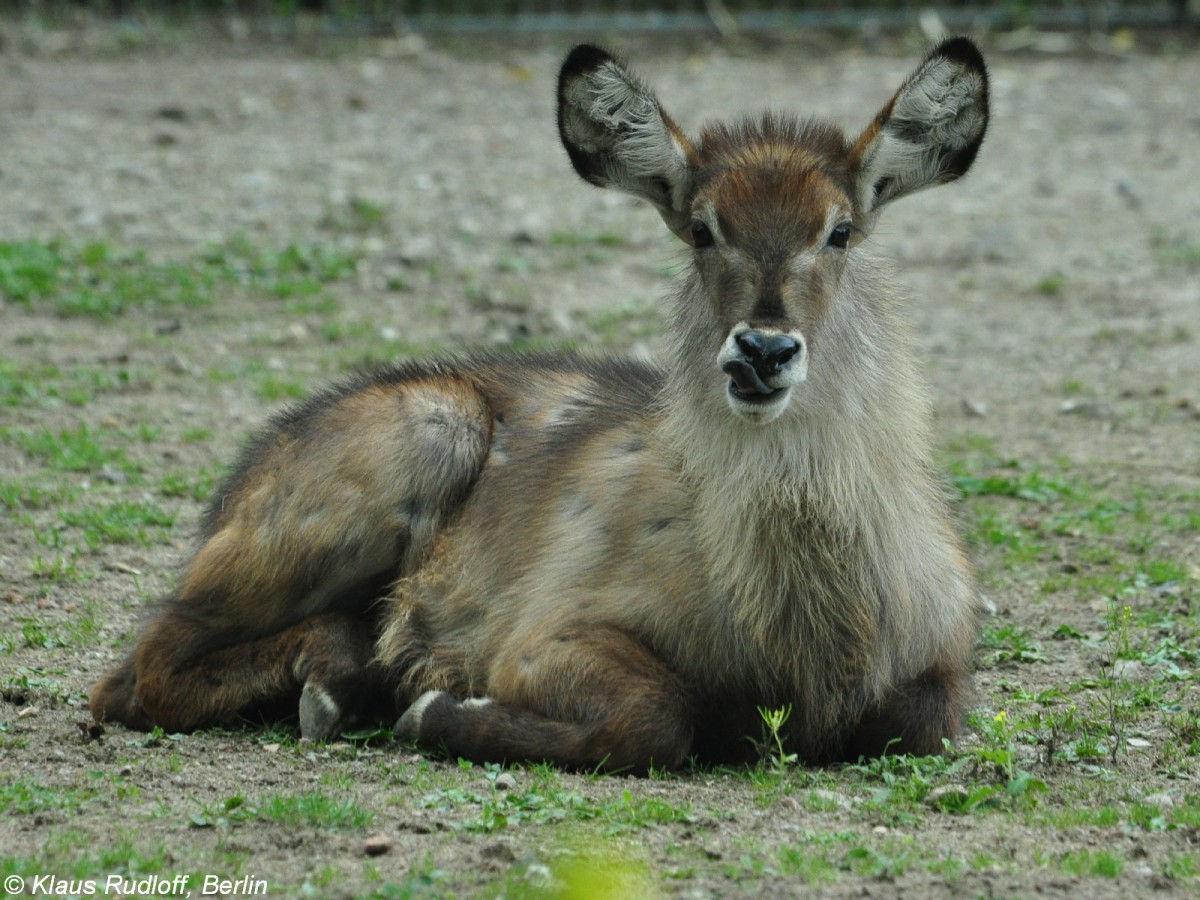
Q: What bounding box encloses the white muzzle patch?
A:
[717,323,808,424]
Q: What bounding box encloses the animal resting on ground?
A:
[91,38,991,772]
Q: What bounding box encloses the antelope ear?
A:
[557,44,696,238]
[851,37,989,227]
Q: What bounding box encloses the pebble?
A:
[364,834,391,856]
[96,466,128,486]
[808,789,855,811]
[924,784,970,808]
[1142,792,1175,810]
[1112,659,1144,682]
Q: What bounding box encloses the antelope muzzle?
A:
[717,324,808,423]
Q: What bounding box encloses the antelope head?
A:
[557,40,989,425]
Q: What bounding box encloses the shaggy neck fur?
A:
[654,257,970,751]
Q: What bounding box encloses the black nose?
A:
[734,331,802,378]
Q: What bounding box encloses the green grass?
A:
[1150,227,1200,267]
[158,469,218,502]
[1060,849,1125,877]
[0,477,77,512]
[979,623,1046,665]
[1,240,217,319]
[1034,271,1067,295]
[1,422,135,474]
[322,195,388,234]
[582,301,660,345]
[1,827,241,890]
[0,772,140,817]
[1,668,69,705]
[0,236,360,321]
[2,224,1197,897]
[191,790,374,831]
[58,500,176,549]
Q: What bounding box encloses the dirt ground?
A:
[1,22,1198,899]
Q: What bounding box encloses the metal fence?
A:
[0,1,1194,32]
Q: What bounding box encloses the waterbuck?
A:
[91,39,990,771]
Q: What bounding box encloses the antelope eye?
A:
[827,222,853,249]
[689,219,715,249]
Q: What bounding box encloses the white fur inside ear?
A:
[588,65,682,177]
[857,57,986,215]
[891,57,986,150]
[568,62,690,211]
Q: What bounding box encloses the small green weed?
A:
[322,195,388,234]
[256,374,308,402]
[28,552,85,584]
[58,501,176,549]
[964,709,1047,800]
[2,236,361,320]
[3,423,131,474]
[0,478,76,511]
[1,668,69,705]
[190,794,256,829]
[980,623,1047,665]
[257,791,374,830]
[759,704,797,773]
[953,465,1073,502]
[0,239,218,319]
[550,230,626,248]
[209,236,360,300]
[1035,271,1067,295]
[1150,227,1200,267]
[159,468,217,502]
[1060,849,1124,877]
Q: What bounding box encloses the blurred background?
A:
[0,0,1196,37]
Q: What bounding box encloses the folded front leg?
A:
[395,625,693,773]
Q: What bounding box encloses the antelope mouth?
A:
[716,325,808,423]
[722,359,788,404]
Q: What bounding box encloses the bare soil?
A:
[1,26,1198,899]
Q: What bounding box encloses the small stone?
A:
[808,788,855,811]
[97,465,128,485]
[397,234,436,265]
[364,834,391,856]
[1142,792,1175,810]
[925,784,970,809]
[1113,659,1144,682]
[961,398,988,418]
[154,105,189,122]
[1116,180,1143,210]
[481,841,515,862]
[165,351,195,375]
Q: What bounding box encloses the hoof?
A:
[298,683,345,741]
[393,690,450,743]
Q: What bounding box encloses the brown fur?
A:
[91,39,990,772]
